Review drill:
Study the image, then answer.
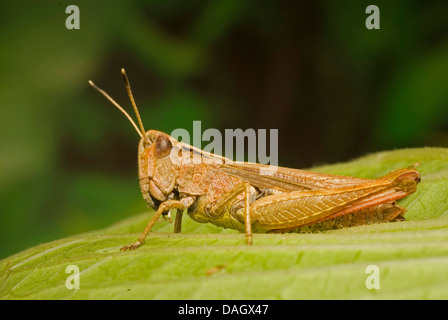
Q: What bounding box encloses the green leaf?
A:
[1,147,448,300]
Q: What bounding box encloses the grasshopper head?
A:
[89,69,180,209]
[137,130,179,206]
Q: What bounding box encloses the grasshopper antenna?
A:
[121,68,146,136]
[88,79,143,138]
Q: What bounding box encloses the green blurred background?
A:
[0,0,447,259]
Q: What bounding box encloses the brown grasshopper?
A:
[89,69,421,251]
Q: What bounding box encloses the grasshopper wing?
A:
[219,162,373,192]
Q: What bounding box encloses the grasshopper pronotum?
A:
[89,69,421,251]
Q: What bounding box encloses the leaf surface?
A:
[1,147,448,300]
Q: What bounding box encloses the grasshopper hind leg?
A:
[244,184,253,245]
[269,202,406,234]
[206,182,254,245]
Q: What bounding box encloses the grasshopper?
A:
[89,69,421,251]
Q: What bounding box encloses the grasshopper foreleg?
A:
[269,202,406,233]
[121,197,194,251]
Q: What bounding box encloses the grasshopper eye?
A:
[155,135,173,158]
